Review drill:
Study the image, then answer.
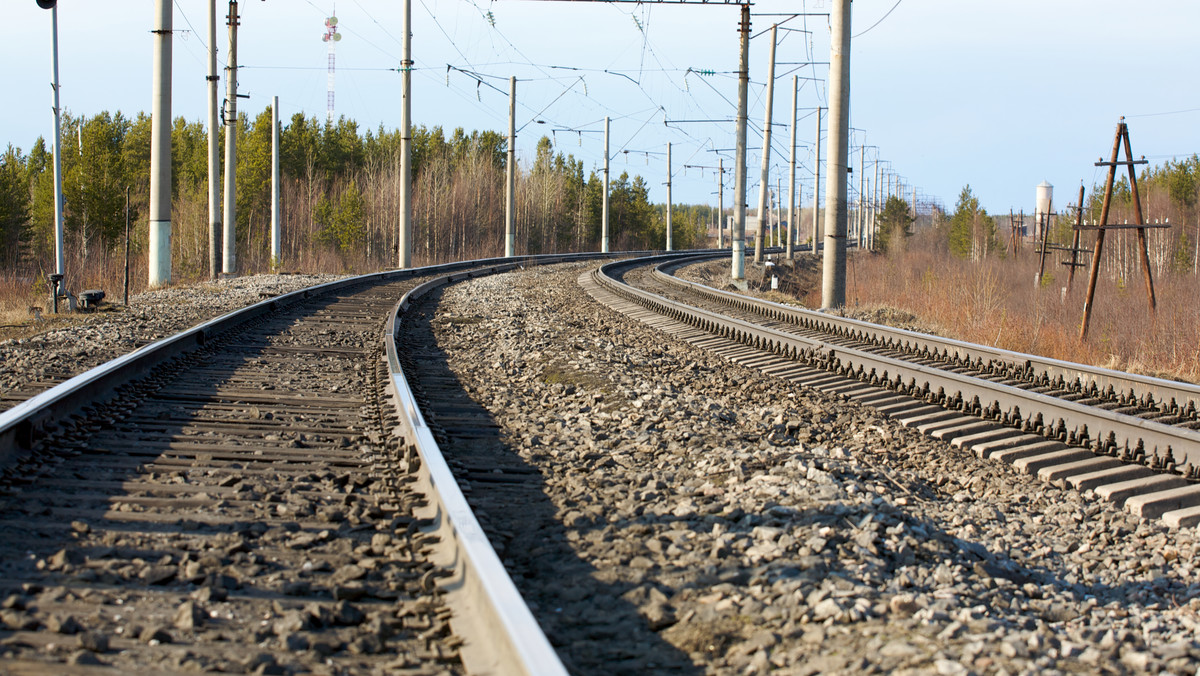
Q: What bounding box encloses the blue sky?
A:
[6,1,1200,217]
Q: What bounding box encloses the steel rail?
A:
[383,262,567,675]
[0,249,713,675]
[597,257,1200,470]
[0,251,686,462]
[378,249,711,674]
[653,257,1200,420]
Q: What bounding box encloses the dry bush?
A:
[847,230,1200,383]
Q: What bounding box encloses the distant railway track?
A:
[0,253,649,674]
[589,254,1200,527]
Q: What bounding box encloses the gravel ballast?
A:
[0,274,345,411]
[412,261,1200,675]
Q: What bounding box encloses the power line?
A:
[854,0,904,38]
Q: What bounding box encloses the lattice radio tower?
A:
[322,11,341,123]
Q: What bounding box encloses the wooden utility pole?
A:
[1036,199,1053,286]
[1063,185,1086,291]
[1009,210,1019,258]
[1079,119,1165,340]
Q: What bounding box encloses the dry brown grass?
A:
[845,232,1200,383]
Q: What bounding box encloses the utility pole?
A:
[222,0,238,277]
[731,3,749,282]
[863,177,871,249]
[505,76,516,257]
[786,75,797,260]
[811,106,821,255]
[602,116,610,253]
[754,24,778,264]
[821,0,851,309]
[717,157,724,249]
[858,144,866,248]
[149,0,173,287]
[270,95,281,270]
[1066,185,1084,291]
[207,0,220,280]
[398,0,412,268]
[666,142,673,251]
[48,5,66,298]
[775,178,783,249]
[873,159,881,248]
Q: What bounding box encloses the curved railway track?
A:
[587,254,1200,528]
[0,255,620,674]
[3,250,1198,674]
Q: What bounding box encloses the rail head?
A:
[597,257,1200,470]
[0,250,663,464]
[383,266,568,676]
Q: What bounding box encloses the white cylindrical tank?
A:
[1035,181,1053,240]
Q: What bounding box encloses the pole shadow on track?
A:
[398,288,702,674]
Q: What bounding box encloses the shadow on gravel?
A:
[0,288,443,672]
[399,289,702,674]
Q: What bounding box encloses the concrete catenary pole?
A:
[717,158,724,249]
[775,178,783,248]
[786,75,797,260]
[873,158,881,248]
[666,143,673,251]
[207,0,220,279]
[48,6,66,297]
[754,24,778,264]
[149,0,174,287]
[820,0,851,309]
[811,106,821,254]
[398,0,413,268]
[863,177,871,249]
[858,144,866,248]
[270,95,281,269]
[222,0,238,277]
[505,76,516,257]
[602,116,610,253]
[731,3,750,282]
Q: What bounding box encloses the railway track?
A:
[382,257,1200,674]
[0,256,610,674]
[3,251,1197,673]
[588,254,1200,528]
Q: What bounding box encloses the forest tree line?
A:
[0,106,713,290]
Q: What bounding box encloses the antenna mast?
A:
[323,11,341,124]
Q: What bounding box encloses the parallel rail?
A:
[597,256,1200,471]
[383,262,568,675]
[0,251,710,675]
[657,255,1200,425]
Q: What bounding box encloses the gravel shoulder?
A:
[422,261,1200,675]
[0,274,345,411]
[675,256,942,335]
